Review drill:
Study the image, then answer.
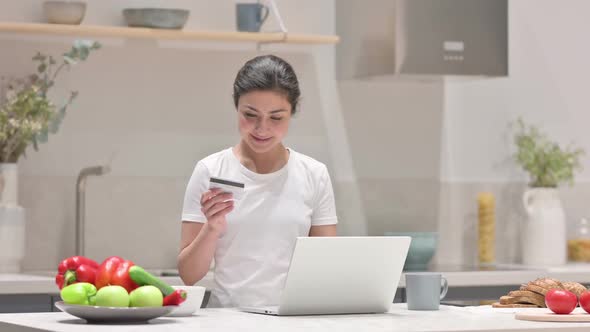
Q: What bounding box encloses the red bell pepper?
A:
[94,256,139,293]
[163,289,187,306]
[55,256,99,289]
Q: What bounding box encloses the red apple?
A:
[545,289,578,314]
[580,290,590,313]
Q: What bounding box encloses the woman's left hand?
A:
[200,188,234,237]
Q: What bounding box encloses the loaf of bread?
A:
[494,277,580,308]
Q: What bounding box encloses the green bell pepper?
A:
[60,282,97,305]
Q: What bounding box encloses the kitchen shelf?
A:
[0,22,339,45]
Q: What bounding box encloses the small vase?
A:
[0,163,25,273]
[521,187,566,266]
[0,163,19,206]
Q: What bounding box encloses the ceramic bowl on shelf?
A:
[43,1,87,25]
[384,232,438,271]
[122,8,190,29]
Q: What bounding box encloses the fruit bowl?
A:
[54,301,177,323]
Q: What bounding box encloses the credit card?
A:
[209,177,245,201]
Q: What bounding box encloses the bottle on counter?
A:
[477,192,496,265]
[568,217,590,262]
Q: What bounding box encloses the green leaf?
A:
[32,136,39,151]
[63,55,77,65]
[48,104,68,134]
[35,128,49,145]
[79,47,89,61]
[73,39,94,49]
[32,53,46,62]
[37,63,47,73]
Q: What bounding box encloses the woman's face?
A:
[237,90,292,154]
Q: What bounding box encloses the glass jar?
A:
[568,217,590,262]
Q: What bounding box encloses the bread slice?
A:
[492,302,538,308]
[533,277,565,290]
[508,290,546,307]
[520,283,549,296]
[500,295,544,308]
[563,281,587,297]
[520,277,565,296]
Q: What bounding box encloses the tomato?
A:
[580,291,590,313]
[545,289,578,314]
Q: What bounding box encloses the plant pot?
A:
[0,163,25,273]
[521,187,566,266]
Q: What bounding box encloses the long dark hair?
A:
[233,55,301,115]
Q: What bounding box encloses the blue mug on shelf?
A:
[236,3,269,32]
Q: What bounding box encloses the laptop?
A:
[240,236,411,316]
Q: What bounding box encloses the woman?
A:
[178,55,337,308]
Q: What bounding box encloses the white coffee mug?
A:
[166,285,206,317]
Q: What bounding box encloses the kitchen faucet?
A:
[75,165,110,257]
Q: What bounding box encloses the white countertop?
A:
[1,304,590,332]
[2,264,590,294]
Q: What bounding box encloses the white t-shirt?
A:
[181,147,338,308]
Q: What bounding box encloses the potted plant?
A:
[513,118,584,266]
[0,40,100,201]
[0,40,100,272]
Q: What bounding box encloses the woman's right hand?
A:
[200,188,234,237]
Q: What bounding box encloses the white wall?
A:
[441,0,590,183]
[0,0,365,270]
[339,79,443,235]
[437,0,590,265]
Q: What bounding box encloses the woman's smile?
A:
[250,134,272,144]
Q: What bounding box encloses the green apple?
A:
[95,285,129,307]
[129,285,163,307]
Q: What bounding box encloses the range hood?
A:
[336,0,508,78]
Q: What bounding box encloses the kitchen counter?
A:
[1,304,589,332]
[3,263,590,295]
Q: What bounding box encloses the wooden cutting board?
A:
[516,310,590,322]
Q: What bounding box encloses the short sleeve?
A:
[181,161,210,223]
[311,165,338,226]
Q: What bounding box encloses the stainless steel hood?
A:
[336,0,508,78]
